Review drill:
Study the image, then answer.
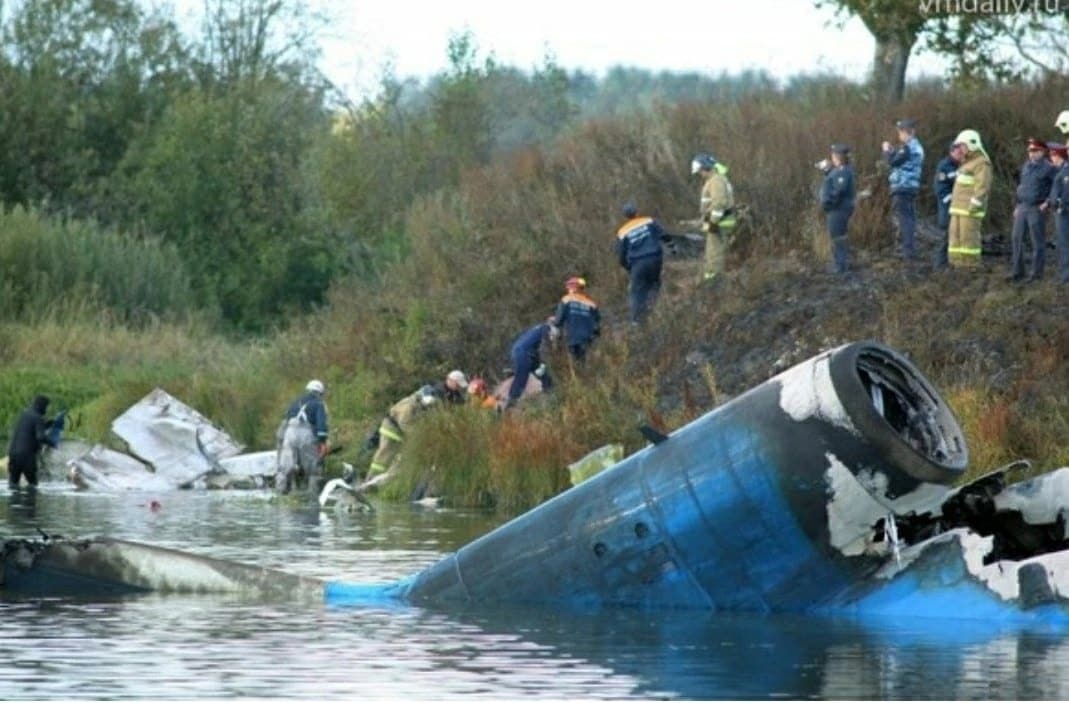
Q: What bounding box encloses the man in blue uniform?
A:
[616,202,666,323]
[1048,142,1069,283]
[7,395,58,488]
[1009,138,1057,283]
[552,277,600,361]
[932,142,965,271]
[506,320,558,408]
[882,118,925,261]
[818,143,856,274]
[275,379,329,494]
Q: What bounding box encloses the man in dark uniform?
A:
[818,143,856,275]
[506,320,558,409]
[1009,138,1057,282]
[616,202,666,323]
[882,118,925,261]
[932,142,965,271]
[552,277,601,361]
[1047,142,1069,283]
[7,395,57,488]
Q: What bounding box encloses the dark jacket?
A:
[820,164,855,213]
[933,155,958,205]
[1050,162,1069,217]
[615,216,664,268]
[511,323,549,363]
[1017,158,1057,206]
[284,391,329,441]
[553,292,601,347]
[8,395,54,459]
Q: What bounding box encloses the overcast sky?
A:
[185,0,950,99]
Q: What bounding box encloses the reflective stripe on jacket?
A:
[948,151,993,219]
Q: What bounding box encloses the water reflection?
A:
[4,485,1069,699]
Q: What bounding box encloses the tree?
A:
[816,0,927,103]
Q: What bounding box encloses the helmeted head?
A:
[621,202,638,219]
[690,152,716,175]
[565,276,586,292]
[953,129,984,154]
[1055,110,1069,135]
[446,369,469,391]
[306,379,325,394]
[32,395,49,414]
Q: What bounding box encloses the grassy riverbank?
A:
[5,78,1069,513]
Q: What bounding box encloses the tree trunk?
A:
[871,35,914,104]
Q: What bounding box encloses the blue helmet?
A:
[621,201,638,218]
[690,152,716,175]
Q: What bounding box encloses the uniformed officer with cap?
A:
[1009,138,1056,282]
[1047,142,1069,282]
[882,118,925,261]
[818,143,856,274]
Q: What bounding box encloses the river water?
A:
[4,484,1069,700]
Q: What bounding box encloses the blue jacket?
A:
[615,216,664,268]
[1017,158,1056,206]
[933,155,958,205]
[820,164,855,213]
[285,391,329,441]
[1049,162,1069,217]
[511,323,549,363]
[887,137,924,193]
[553,293,600,347]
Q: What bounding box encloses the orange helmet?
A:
[565,276,586,290]
[468,377,488,396]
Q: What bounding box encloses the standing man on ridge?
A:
[1009,138,1056,283]
[688,152,736,283]
[932,141,964,271]
[947,129,993,270]
[882,118,925,262]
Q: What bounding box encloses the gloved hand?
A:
[533,363,547,379]
[942,194,952,204]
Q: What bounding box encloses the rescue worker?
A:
[1047,143,1069,283]
[506,319,558,409]
[552,277,601,361]
[882,118,925,261]
[616,202,666,324]
[275,380,329,494]
[430,369,469,405]
[932,142,965,271]
[817,143,856,275]
[1056,111,1069,144]
[689,152,736,282]
[947,129,993,269]
[1009,138,1056,283]
[7,395,57,488]
[366,371,466,480]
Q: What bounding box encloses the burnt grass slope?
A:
[639,225,1069,479]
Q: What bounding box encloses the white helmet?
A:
[446,369,469,389]
[306,379,325,394]
[953,129,983,153]
[1056,110,1069,135]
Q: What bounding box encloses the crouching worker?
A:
[506,319,559,409]
[275,380,329,495]
[367,384,442,483]
[7,395,58,488]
